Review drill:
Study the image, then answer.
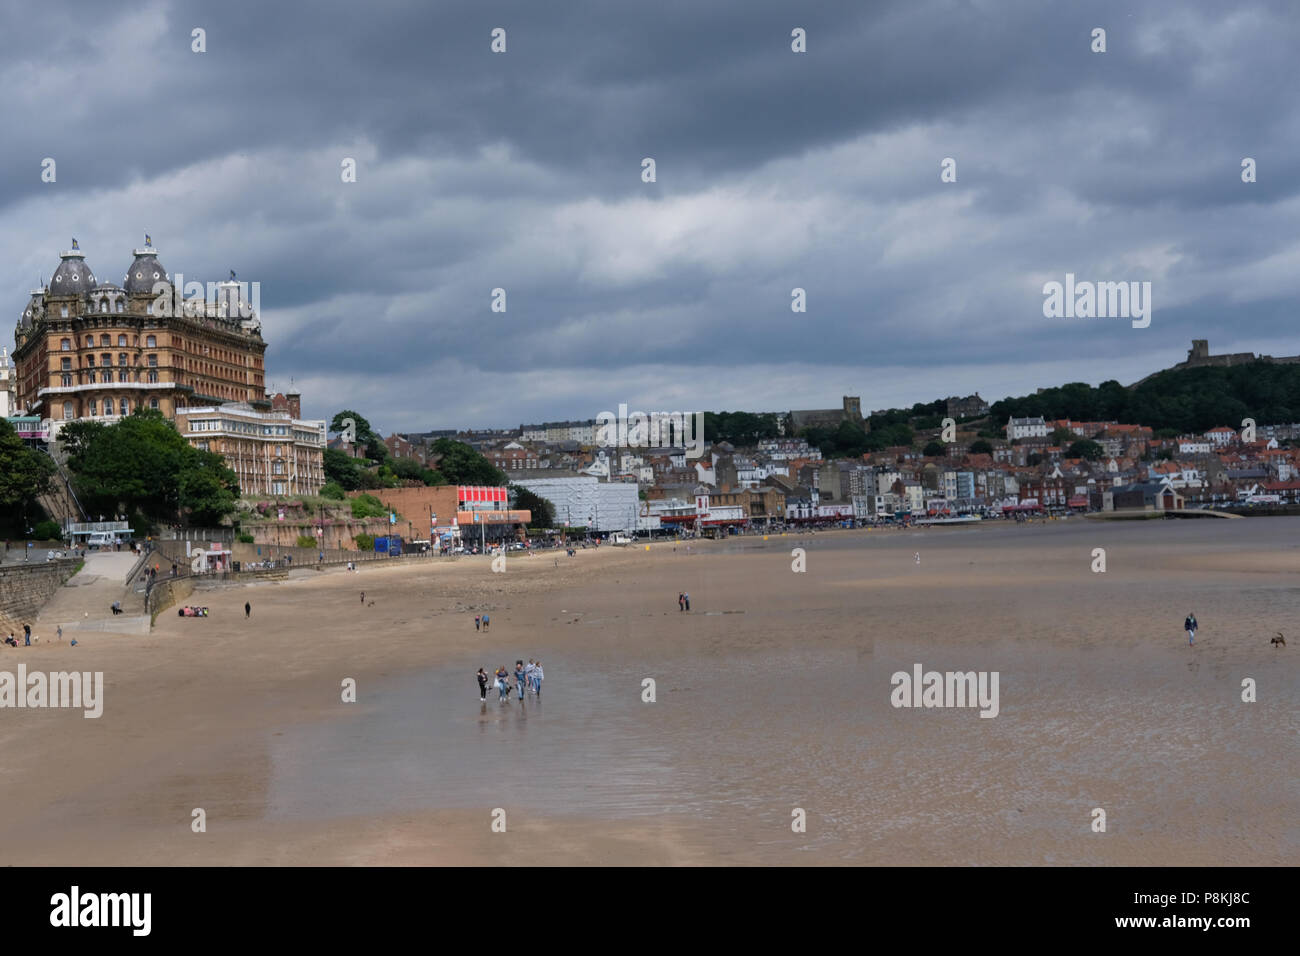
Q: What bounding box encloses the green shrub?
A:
[350,493,389,519]
[354,533,375,550]
[32,519,63,541]
[296,535,318,549]
[320,482,346,500]
[236,532,255,544]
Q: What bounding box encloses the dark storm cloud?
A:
[4,0,1299,431]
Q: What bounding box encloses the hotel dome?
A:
[48,250,97,295]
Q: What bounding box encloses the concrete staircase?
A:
[34,551,148,638]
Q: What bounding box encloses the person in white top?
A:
[532,661,544,698]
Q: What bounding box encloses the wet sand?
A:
[1,520,1297,865]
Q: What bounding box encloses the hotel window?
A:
[100,301,108,313]
[85,336,94,347]
[101,335,110,347]
[63,402,74,420]
[61,306,69,317]
[116,302,124,313]
[61,374,72,387]
[146,303,153,314]
[120,399,129,416]
[148,354,157,367]
[61,338,71,350]
[86,355,95,367]
[146,335,156,348]
[102,353,111,366]
[150,398,159,410]
[87,371,96,383]
[273,461,285,475]
[118,354,127,366]
[197,441,209,451]
[61,357,72,370]
[118,335,126,347]
[118,370,128,382]
[88,400,97,416]
[147,370,158,383]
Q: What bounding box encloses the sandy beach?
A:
[1,518,1297,866]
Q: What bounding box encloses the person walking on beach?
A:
[360,591,365,605]
[515,660,526,700]
[524,659,537,695]
[477,667,489,701]
[23,624,31,646]
[1185,612,1198,646]
[495,665,510,701]
[678,592,685,612]
[482,614,490,631]
[245,601,251,618]
[532,660,544,698]
[682,593,690,612]
[475,615,481,631]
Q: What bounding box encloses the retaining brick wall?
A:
[0,559,81,636]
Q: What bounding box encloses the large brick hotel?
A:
[12,239,267,423]
[11,238,325,496]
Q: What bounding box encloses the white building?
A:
[519,419,596,444]
[175,403,326,497]
[1006,416,1048,440]
[757,438,822,462]
[514,475,641,532]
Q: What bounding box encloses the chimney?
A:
[286,391,301,418]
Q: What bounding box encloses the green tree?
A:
[180,451,239,526]
[510,484,554,528]
[65,409,237,526]
[703,411,781,446]
[922,440,946,457]
[1066,439,1103,461]
[323,448,363,490]
[320,482,347,500]
[430,439,506,485]
[330,410,379,445]
[389,456,444,486]
[970,439,993,455]
[0,419,56,523]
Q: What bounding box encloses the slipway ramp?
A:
[35,551,149,638]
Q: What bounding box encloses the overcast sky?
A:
[6,0,1299,434]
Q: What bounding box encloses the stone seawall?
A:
[0,559,81,636]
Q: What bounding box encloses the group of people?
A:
[2,623,67,646]
[474,614,491,631]
[4,624,32,647]
[677,592,691,611]
[477,660,544,702]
